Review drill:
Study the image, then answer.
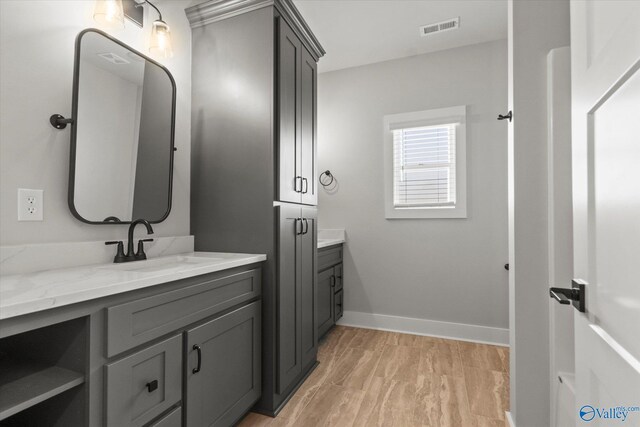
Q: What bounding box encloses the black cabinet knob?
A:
[146,380,158,393]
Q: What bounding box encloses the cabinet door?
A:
[300,206,317,367]
[185,302,261,427]
[317,268,335,338]
[300,47,317,205]
[276,204,302,393]
[334,289,344,322]
[277,18,302,204]
[334,263,343,292]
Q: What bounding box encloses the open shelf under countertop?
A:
[0,359,84,421]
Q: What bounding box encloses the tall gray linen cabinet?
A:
[185,0,325,417]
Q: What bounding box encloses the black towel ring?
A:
[319,170,334,187]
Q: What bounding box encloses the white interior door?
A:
[570,1,640,425]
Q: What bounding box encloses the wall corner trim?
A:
[337,311,509,346]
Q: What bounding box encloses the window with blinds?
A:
[392,123,457,208]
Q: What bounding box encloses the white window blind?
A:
[392,123,457,208]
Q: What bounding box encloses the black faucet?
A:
[105,219,154,263]
[127,219,154,261]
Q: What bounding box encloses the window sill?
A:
[385,205,467,219]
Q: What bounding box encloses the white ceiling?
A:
[293,0,508,73]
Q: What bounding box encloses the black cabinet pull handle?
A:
[146,379,158,393]
[303,218,309,235]
[295,218,303,235]
[192,344,202,374]
[302,177,308,194]
[294,176,303,193]
[330,275,336,288]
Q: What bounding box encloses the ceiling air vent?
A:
[97,52,130,65]
[420,17,460,37]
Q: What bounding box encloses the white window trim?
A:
[383,105,467,219]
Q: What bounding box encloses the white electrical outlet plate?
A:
[18,189,43,221]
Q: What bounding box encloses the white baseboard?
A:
[337,310,509,346]
[506,411,515,427]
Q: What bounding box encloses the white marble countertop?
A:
[318,238,345,249]
[318,229,345,249]
[0,252,266,320]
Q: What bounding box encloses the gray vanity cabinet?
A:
[184,301,261,427]
[277,19,318,205]
[317,268,335,338]
[317,244,344,338]
[0,264,263,427]
[276,205,317,393]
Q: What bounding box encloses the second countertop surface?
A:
[318,229,345,249]
[318,238,345,249]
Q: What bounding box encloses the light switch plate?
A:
[18,188,43,221]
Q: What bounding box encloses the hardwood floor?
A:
[237,326,510,427]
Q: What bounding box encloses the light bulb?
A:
[149,20,174,59]
[93,0,125,28]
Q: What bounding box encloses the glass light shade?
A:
[93,0,125,28]
[149,20,174,58]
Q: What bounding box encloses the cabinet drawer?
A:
[149,407,182,427]
[334,289,343,322]
[106,269,261,356]
[105,335,182,427]
[318,246,342,271]
[334,264,343,292]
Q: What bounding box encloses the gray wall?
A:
[0,1,191,245]
[507,0,570,425]
[317,39,509,330]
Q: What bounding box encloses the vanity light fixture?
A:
[93,0,125,28]
[137,0,174,58]
[93,0,173,58]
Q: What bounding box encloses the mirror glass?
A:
[70,29,175,224]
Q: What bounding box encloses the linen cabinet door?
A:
[184,302,261,427]
[277,18,302,204]
[317,268,335,338]
[276,205,302,393]
[300,47,317,205]
[300,206,317,367]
